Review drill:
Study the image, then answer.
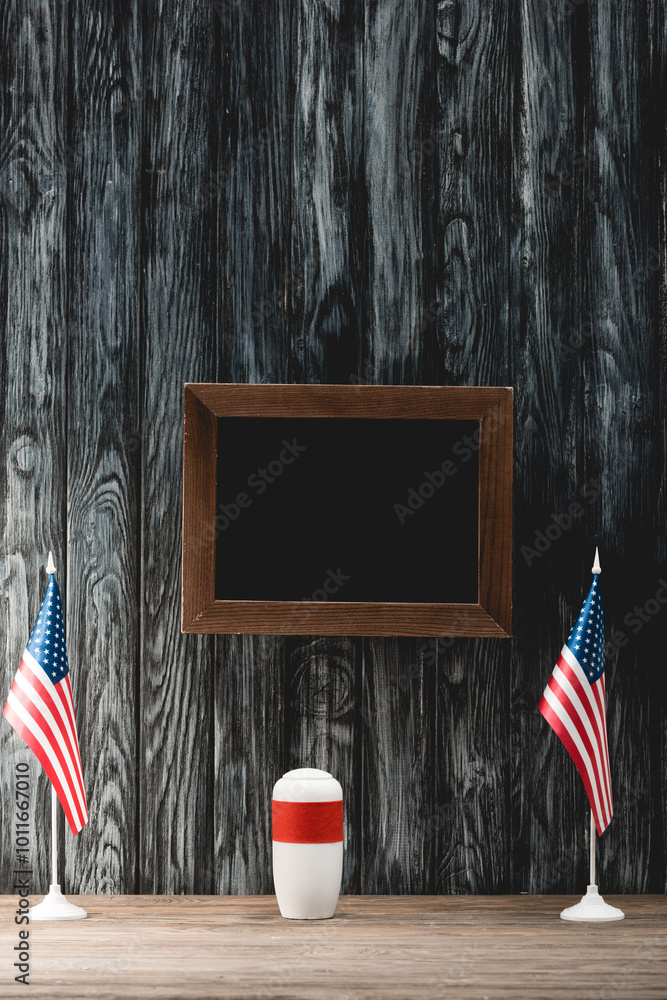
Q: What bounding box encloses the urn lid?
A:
[272,767,343,802]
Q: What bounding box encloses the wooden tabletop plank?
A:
[1,896,665,999]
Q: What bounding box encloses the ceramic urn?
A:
[271,767,343,919]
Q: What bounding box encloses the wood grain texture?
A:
[288,0,363,382]
[364,0,433,384]
[509,0,589,894]
[139,0,215,893]
[186,382,511,417]
[1,895,666,1000]
[286,637,360,892]
[433,0,513,894]
[65,0,140,895]
[212,0,292,893]
[214,635,285,893]
[435,639,510,893]
[182,388,216,627]
[581,0,663,895]
[360,639,434,892]
[358,0,441,894]
[0,0,68,893]
[217,0,291,385]
[478,390,513,633]
[659,0,667,900]
[191,600,509,636]
[284,0,363,892]
[436,0,511,385]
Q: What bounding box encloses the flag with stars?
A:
[3,570,88,835]
[538,571,613,835]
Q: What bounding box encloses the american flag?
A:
[538,572,613,835]
[3,571,88,835]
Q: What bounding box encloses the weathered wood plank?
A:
[360,639,433,893]
[1,895,666,1000]
[4,891,664,913]
[436,0,511,384]
[0,0,68,894]
[359,0,438,893]
[65,0,140,895]
[185,382,510,418]
[283,0,364,892]
[364,0,433,384]
[508,0,589,894]
[660,3,667,895]
[582,0,663,893]
[140,0,215,893]
[217,0,292,384]
[435,639,510,893]
[286,638,360,892]
[434,0,512,892]
[288,0,363,382]
[212,0,292,892]
[214,636,285,893]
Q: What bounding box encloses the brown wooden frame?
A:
[182,384,512,637]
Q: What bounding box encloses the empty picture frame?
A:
[182,384,513,637]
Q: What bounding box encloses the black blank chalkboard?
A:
[215,417,479,603]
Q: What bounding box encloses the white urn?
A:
[271,767,343,919]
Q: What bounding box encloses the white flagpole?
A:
[560,547,624,921]
[29,552,87,921]
[51,786,58,887]
[589,546,601,889]
[46,550,59,890]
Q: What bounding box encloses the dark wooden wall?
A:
[1,0,665,895]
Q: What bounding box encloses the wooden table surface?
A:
[1,895,665,999]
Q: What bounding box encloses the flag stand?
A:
[559,810,624,922]
[28,552,87,922]
[28,787,87,920]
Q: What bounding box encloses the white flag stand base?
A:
[560,884,624,922]
[29,884,87,921]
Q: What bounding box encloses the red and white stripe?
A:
[3,649,88,835]
[539,644,613,835]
